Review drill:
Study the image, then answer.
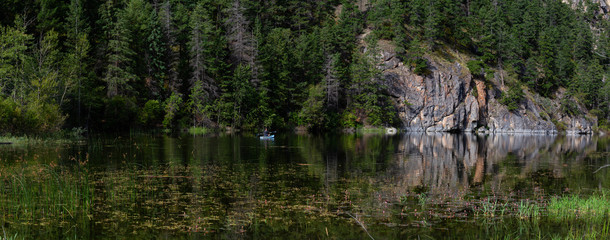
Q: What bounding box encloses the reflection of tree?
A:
[391,133,596,196]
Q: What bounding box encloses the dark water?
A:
[1,133,610,239]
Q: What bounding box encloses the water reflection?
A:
[1,133,609,239]
[380,133,601,197]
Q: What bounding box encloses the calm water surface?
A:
[1,133,610,239]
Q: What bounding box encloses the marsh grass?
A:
[0,162,93,225]
[477,198,509,218]
[188,127,208,135]
[517,200,541,220]
[547,192,610,222]
[418,193,428,209]
[0,133,79,146]
[0,230,19,240]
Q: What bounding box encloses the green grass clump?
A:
[188,126,208,135]
[547,193,610,222]
[0,231,20,240]
[418,193,428,209]
[0,163,93,224]
[517,200,540,220]
[475,198,510,218]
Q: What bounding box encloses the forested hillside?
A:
[0,0,608,134]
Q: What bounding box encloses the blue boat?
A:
[259,135,274,140]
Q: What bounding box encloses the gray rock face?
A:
[379,46,596,134]
[382,58,480,132]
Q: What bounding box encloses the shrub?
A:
[500,85,524,111]
[341,111,358,129]
[552,120,567,132]
[0,98,19,134]
[467,60,484,78]
[138,100,163,127]
[0,98,65,134]
[411,58,430,75]
[163,93,183,129]
[560,97,580,116]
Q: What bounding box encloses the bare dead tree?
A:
[226,0,257,69]
[325,53,339,110]
[161,0,180,94]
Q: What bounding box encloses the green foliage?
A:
[0,97,65,135]
[103,6,136,97]
[299,84,326,131]
[187,126,208,135]
[560,97,580,116]
[0,0,608,134]
[547,193,610,223]
[552,119,567,132]
[500,85,524,112]
[0,98,25,134]
[188,82,210,127]
[139,100,163,127]
[467,60,484,78]
[24,101,66,133]
[163,93,183,129]
[404,38,429,76]
[0,23,33,103]
[340,111,358,129]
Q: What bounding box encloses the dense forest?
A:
[0,0,608,134]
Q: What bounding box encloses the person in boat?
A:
[263,128,269,136]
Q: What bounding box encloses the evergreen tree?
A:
[0,21,33,104]
[189,2,217,99]
[36,0,66,34]
[160,0,181,93]
[101,0,136,97]
[145,9,166,97]
[64,0,90,123]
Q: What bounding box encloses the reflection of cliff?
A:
[391,133,597,194]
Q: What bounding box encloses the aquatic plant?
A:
[547,193,610,222]
[0,160,93,225]
[0,231,20,240]
[188,127,208,135]
[418,193,428,209]
[517,200,540,220]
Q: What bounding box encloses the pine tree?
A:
[145,9,166,96]
[160,0,181,93]
[423,0,441,48]
[102,1,136,97]
[189,2,217,99]
[63,0,90,121]
[0,21,32,103]
[36,0,66,34]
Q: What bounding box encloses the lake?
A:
[1,133,610,239]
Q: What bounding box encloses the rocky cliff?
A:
[372,40,597,134]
